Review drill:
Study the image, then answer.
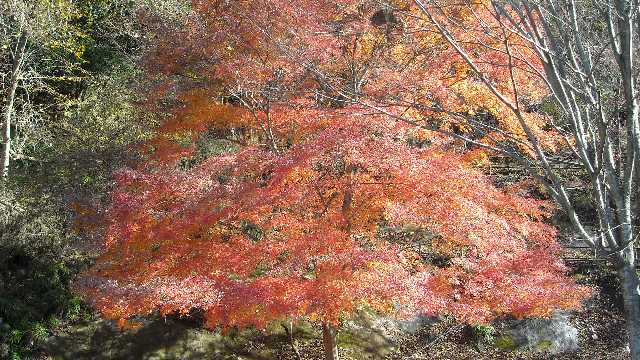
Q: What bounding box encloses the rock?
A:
[345,311,437,343]
[503,312,579,354]
[339,311,439,359]
[365,312,436,337]
[396,315,438,334]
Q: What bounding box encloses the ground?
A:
[38,258,629,360]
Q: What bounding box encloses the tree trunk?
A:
[2,32,27,178]
[618,245,640,360]
[322,323,339,360]
[282,321,302,360]
[2,69,17,178]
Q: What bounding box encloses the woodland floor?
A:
[36,257,630,360]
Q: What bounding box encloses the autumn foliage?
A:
[76,0,590,350]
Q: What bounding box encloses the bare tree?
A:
[0,1,28,178]
[404,0,640,357]
[0,0,91,179]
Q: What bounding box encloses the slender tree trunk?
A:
[2,69,17,178]
[618,245,640,359]
[282,320,302,360]
[2,32,27,178]
[322,323,339,360]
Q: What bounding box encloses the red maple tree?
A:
[77,1,591,359]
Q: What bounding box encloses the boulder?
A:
[496,312,579,354]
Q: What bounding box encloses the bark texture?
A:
[322,323,339,360]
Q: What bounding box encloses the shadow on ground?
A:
[44,315,396,360]
[46,317,277,360]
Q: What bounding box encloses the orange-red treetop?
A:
[76,0,590,330]
[139,0,562,157]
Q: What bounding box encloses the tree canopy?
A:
[75,2,591,359]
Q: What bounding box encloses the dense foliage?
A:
[74,1,591,358]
